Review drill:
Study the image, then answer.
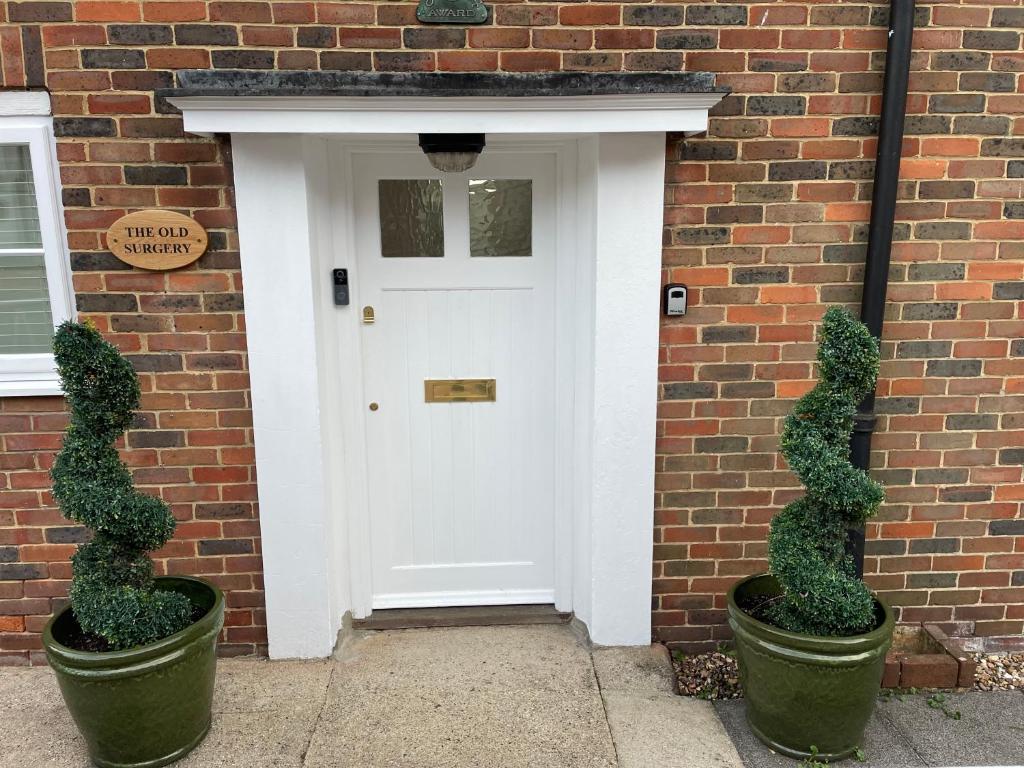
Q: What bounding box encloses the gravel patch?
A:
[673,648,1024,699]
[973,652,1024,691]
[671,650,742,700]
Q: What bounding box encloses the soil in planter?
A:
[62,597,206,653]
[734,589,783,627]
[63,623,112,653]
[736,587,887,636]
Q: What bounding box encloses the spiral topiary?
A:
[51,321,191,650]
[765,307,885,637]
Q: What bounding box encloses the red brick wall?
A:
[653,1,1024,650]
[2,1,261,665]
[0,0,1021,662]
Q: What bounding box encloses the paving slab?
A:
[877,690,1024,767]
[714,699,927,768]
[304,624,617,768]
[716,690,1024,768]
[178,659,334,768]
[3,629,821,768]
[605,692,745,768]
[205,658,333,716]
[594,645,744,768]
[592,644,677,695]
[0,658,334,768]
[0,667,85,767]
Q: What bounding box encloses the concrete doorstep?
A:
[0,624,743,768]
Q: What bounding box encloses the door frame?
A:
[328,136,580,617]
[224,121,688,658]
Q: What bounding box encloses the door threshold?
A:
[353,604,571,631]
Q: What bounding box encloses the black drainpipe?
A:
[849,0,916,578]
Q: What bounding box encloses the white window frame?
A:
[0,93,75,397]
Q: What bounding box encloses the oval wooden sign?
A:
[107,210,208,271]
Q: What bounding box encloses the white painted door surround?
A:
[171,88,722,658]
[357,150,558,608]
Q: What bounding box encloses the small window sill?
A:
[0,354,64,397]
[0,376,63,397]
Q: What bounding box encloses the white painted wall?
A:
[305,137,352,649]
[585,133,665,645]
[232,135,342,658]
[570,139,598,635]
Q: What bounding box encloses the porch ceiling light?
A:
[418,133,485,173]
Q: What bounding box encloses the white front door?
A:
[354,148,557,609]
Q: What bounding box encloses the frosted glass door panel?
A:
[378,179,444,258]
[469,179,532,258]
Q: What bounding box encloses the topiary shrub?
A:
[765,307,885,637]
[51,321,191,650]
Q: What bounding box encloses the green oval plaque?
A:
[417,0,488,24]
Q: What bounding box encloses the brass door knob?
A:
[369,402,379,411]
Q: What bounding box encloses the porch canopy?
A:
[163,70,727,135]
[162,70,727,659]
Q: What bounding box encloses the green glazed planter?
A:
[727,573,894,762]
[43,577,224,768]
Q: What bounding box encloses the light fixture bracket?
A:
[418,133,486,173]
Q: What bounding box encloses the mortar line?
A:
[589,648,622,768]
[876,696,931,767]
[301,663,336,766]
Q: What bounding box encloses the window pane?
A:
[0,252,54,353]
[0,144,52,354]
[0,145,43,249]
[469,179,532,258]
[379,179,444,258]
